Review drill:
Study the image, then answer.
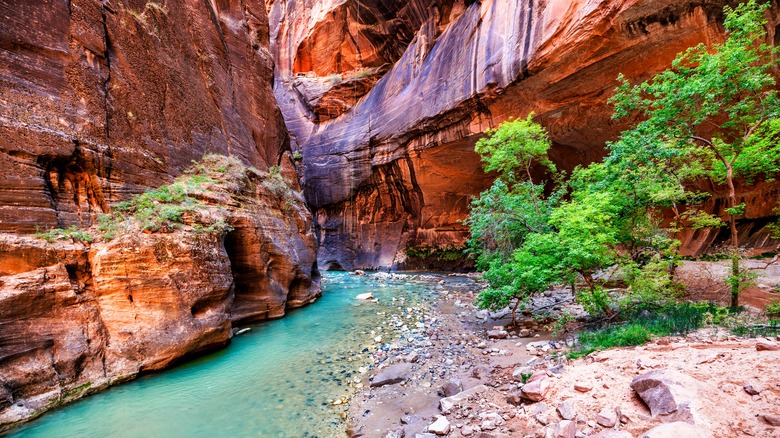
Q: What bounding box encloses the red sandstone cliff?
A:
[0,0,319,430]
[269,0,780,270]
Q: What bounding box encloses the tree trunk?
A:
[510,298,522,327]
[726,165,741,309]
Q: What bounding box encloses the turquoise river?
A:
[6,272,460,438]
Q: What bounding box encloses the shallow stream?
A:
[8,272,463,438]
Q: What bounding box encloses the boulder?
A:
[521,372,551,402]
[596,408,617,428]
[556,420,577,438]
[761,414,780,426]
[638,422,711,438]
[557,401,577,421]
[370,363,414,387]
[355,292,374,300]
[427,416,451,435]
[756,338,780,351]
[630,370,701,422]
[440,379,464,397]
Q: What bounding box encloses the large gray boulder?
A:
[630,370,702,423]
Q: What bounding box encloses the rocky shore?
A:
[348,272,780,438]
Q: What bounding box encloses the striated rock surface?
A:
[270,0,780,269]
[0,158,320,430]
[0,0,321,430]
[0,0,287,233]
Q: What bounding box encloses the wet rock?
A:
[440,379,464,397]
[557,401,577,420]
[428,416,451,435]
[596,408,617,428]
[630,370,701,422]
[355,292,374,300]
[370,363,414,387]
[638,422,711,438]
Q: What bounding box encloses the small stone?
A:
[557,401,576,420]
[461,425,475,436]
[574,382,592,393]
[385,428,405,438]
[428,416,451,435]
[596,408,617,428]
[744,382,765,395]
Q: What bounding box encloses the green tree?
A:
[608,0,780,308]
[467,115,563,324]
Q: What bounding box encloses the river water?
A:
[8,272,460,438]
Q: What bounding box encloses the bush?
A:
[569,302,726,358]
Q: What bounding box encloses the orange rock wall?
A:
[270,0,780,269]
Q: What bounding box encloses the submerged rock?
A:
[370,363,414,387]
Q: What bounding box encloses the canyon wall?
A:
[269,0,780,270]
[0,0,319,430]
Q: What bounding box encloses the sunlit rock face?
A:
[270,0,780,269]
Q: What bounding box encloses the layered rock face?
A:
[0,0,320,430]
[0,160,321,430]
[270,0,780,270]
[0,0,287,232]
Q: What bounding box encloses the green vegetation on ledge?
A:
[405,245,466,262]
[35,154,296,243]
